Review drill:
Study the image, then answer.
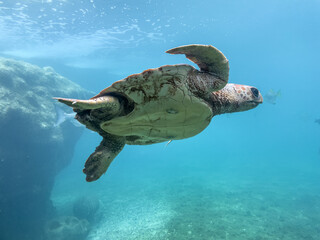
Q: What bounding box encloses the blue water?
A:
[1,0,320,239]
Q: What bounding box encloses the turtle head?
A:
[211,83,263,114]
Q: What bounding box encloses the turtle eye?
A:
[251,87,259,98]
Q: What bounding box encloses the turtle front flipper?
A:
[166,44,229,85]
[54,95,122,111]
[83,133,125,182]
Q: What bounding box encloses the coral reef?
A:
[0,58,91,240]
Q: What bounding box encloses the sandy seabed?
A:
[52,170,320,240]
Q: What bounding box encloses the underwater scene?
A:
[0,0,320,239]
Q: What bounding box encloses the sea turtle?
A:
[56,44,263,182]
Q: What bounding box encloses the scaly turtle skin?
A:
[56,44,263,182]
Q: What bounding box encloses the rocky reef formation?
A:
[0,58,91,240]
[45,216,90,240]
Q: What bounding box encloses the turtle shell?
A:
[92,64,213,145]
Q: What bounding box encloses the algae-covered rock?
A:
[0,58,91,240]
[0,58,88,141]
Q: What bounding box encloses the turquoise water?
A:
[1,0,320,239]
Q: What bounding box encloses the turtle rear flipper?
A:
[166,44,229,83]
[83,134,125,182]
